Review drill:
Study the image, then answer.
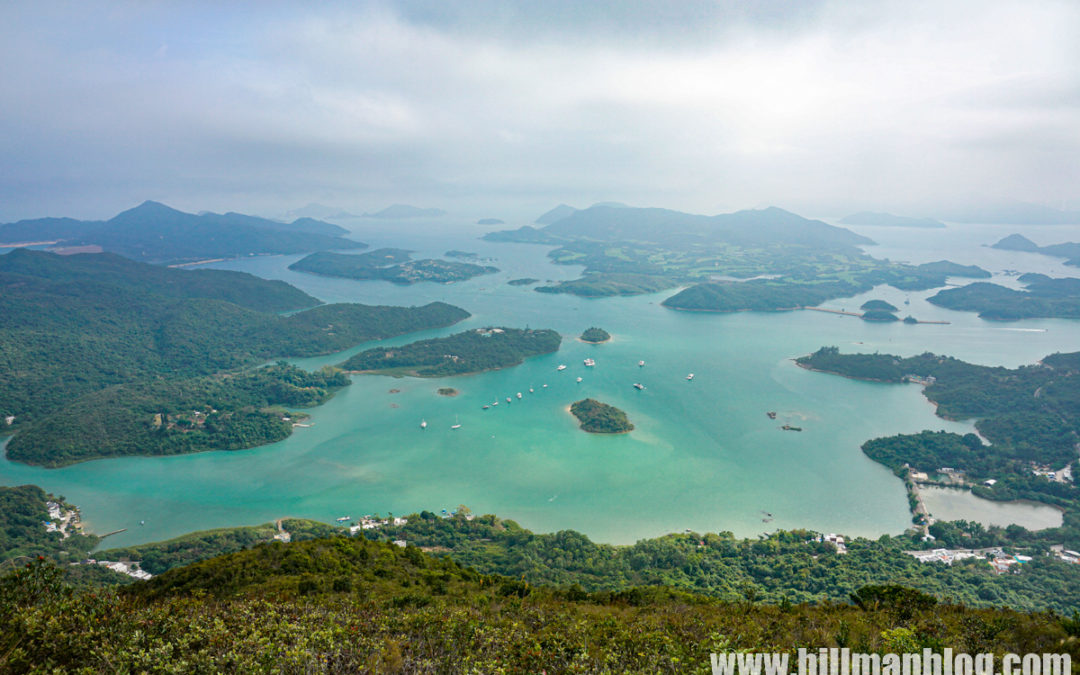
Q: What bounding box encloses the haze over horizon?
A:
[1,0,1078,222]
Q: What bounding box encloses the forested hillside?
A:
[0,250,469,462]
[2,537,1075,673]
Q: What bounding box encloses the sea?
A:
[2,217,1079,547]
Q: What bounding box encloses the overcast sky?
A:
[1,0,1078,221]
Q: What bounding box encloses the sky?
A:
[1,0,1078,222]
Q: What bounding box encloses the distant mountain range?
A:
[505,204,874,249]
[839,212,946,228]
[363,204,447,219]
[0,201,365,264]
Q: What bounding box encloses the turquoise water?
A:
[3,221,1080,547]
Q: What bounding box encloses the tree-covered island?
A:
[579,326,611,343]
[289,248,498,284]
[928,274,1080,320]
[570,398,634,433]
[342,327,562,377]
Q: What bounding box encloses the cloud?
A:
[0,0,1077,220]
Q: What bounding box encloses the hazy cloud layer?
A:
[1,0,1078,221]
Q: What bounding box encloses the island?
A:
[838,212,946,228]
[579,327,611,343]
[861,309,900,322]
[342,327,562,377]
[507,277,539,286]
[569,398,634,433]
[928,274,1080,319]
[444,250,480,260]
[861,300,899,312]
[0,249,470,466]
[476,218,504,225]
[991,233,1080,266]
[437,387,459,397]
[289,249,498,284]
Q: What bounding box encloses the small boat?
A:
[451,424,462,430]
[516,392,522,399]
[139,520,145,526]
[492,401,499,406]
[576,377,583,383]
[633,383,645,390]
[638,360,645,367]
[686,373,694,381]
[420,419,427,429]
[781,424,802,432]
[542,384,548,388]
[482,405,489,410]
[766,411,777,419]
[583,358,595,367]
[557,364,567,371]
[529,388,534,393]
[336,516,351,522]
[506,396,512,403]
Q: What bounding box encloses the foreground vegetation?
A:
[343,327,562,377]
[3,536,1077,674]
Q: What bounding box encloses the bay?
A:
[3,219,1080,547]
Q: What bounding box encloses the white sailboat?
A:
[450,415,461,430]
[420,419,427,429]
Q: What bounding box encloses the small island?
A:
[570,398,634,434]
[508,277,540,286]
[579,327,611,343]
[437,387,459,397]
[343,327,562,377]
[861,309,900,322]
[860,299,898,312]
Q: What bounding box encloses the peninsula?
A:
[342,327,562,377]
[0,249,470,466]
